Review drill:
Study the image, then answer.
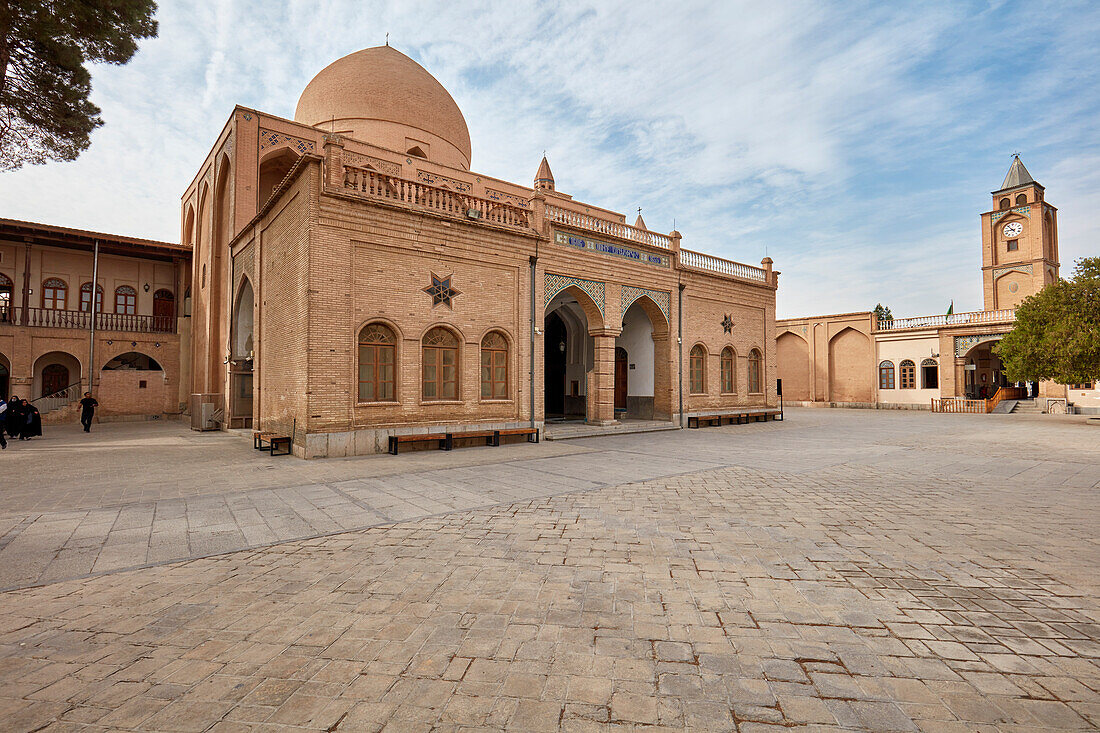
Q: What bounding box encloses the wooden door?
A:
[42,364,69,397]
[153,290,175,331]
[614,347,628,411]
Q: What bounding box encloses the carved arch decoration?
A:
[544,274,605,316]
[258,129,316,155]
[620,286,670,326]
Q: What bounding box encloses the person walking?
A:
[79,392,99,433]
[6,395,21,439]
[20,399,41,440]
[0,396,7,449]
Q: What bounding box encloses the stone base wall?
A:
[297,420,545,458]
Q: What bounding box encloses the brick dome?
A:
[295,46,472,170]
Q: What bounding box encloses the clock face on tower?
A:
[1002,221,1023,238]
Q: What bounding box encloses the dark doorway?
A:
[42,363,69,397]
[0,362,8,400]
[544,311,567,416]
[153,289,175,331]
[614,346,628,412]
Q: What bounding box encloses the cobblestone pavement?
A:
[1,409,1098,731]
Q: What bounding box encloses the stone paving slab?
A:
[0,450,1097,731]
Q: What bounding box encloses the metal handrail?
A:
[30,381,85,413]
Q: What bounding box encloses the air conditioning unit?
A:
[190,393,223,431]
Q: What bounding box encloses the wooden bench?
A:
[687,409,781,429]
[388,427,540,455]
[253,431,292,456]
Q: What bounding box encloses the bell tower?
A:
[980,155,1059,311]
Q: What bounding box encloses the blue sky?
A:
[1,0,1097,318]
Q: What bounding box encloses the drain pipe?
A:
[677,281,685,427]
[529,254,538,431]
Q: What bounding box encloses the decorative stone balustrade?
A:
[545,204,672,250]
[343,166,530,229]
[877,309,1016,332]
[0,306,175,333]
[678,249,768,282]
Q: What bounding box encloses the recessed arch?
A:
[102,351,163,371]
[999,197,1011,210]
[689,343,707,394]
[358,320,398,403]
[1015,193,1027,205]
[183,203,195,248]
[777,331,809,401]
[422,325,461,401]
[828,327,872,403]
[545,283,604,332]
[33,350,82,398]
[232,276,254,359]
[258,147,299,209]
[621,293,670,339]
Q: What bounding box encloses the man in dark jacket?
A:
[79,392,99,433]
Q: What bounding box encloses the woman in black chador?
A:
[20,400,42,440]
[6,395,24,439]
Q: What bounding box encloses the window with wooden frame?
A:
[423,327,459,400]
[899,359,916,389]
[480,331,508,400]
[748,348,762,394]
[42,278,67,309]
[689,344,706,394]
[879,360,895,389]
[358,323,396,402]
[114,285,137,315]
[80,282,103,313]
[721,347,736,393]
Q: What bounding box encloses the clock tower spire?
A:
[980,155,1059,310]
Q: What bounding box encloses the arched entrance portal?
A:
[962,340,1008,399]
[229,278,255,428]
[615,296,671,420]
[544,297,591,420]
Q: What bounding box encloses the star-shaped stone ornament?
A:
[722,314,734,333]
[424,273,461,309]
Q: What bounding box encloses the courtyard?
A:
[1,408,1098,731]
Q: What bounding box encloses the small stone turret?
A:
[534,155,555,192]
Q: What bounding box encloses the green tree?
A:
[873,303,893,323]
[0,0,157,171]
[996,258,1100,384]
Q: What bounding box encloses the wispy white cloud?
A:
[0,0,1097,318]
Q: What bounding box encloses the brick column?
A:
[323,133,344,190]
[588,329,619,425]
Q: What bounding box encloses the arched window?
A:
[999,197,1010,210]
[115,285,137,315]
[689,344,706,394]
[748,348,762,394]
[899,359,916,389]
[358,323,396,402]
[80,282,104,313]
[721,347,736,393]
[42,278,67,310]
[921,358,939,389]
[1015,193,1027,205]
[422,327,459,400]
[480,331,508,400]
[879,360,895,389]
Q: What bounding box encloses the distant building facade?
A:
[183,46,780,456]
[777,157,1099,414]
[0,219,191,422]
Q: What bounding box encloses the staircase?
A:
[32,383,85,425]
[1010,399,1041,415]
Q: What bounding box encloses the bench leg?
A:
[491,430,501,447]
[529,429,539,444]
[441,434,453,451]
[389,436,398,455]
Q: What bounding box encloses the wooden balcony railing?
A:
[0,306,175,333]
[679,249,768,282]
[932,386,1027,414]
[343,166,530,229]
[545,204,673,250]
[878,309,1016,331]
